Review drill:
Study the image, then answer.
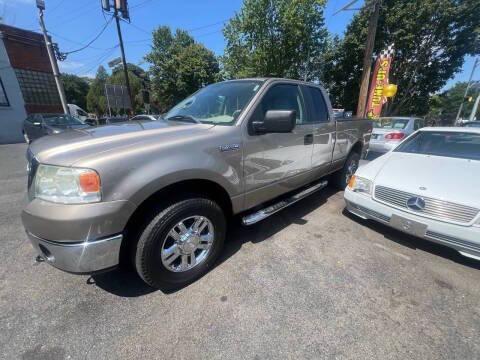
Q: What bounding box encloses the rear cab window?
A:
[301,85,329,123]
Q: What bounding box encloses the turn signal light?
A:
[385,132,405,140]
[348,175,356,189]
[79,171,101,193]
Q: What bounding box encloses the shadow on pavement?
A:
[91,186,339,297]
[343,209,480,270]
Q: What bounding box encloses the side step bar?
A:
[242,180,328,226]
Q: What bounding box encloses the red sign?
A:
[366,56,392,119]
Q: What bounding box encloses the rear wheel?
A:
[134,198,226,289]
[333,152,360,189]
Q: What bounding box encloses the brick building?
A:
[0,24,62,143]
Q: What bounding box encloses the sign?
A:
[366,45,394,119]
[105,84,131,110]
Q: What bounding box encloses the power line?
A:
[130,0,155,11]
[48,31,111,51]
[62,16,113,56]
[77,45,119,76]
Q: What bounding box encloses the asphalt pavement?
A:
[1,143,479,359]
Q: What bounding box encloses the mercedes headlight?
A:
[347,175,372,195]
[35,164,101,204]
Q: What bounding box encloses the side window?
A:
[25,115,33,123]
[414,119,423,130]
[259,84,305,124]
[304,86,329,123]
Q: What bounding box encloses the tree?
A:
[109,63,148,113]
[61,74,89,110]
[324,0,480,115]
[222,0,329,81]
[427,81,480,124]
[86,66,108,116]
[145,26,221,112]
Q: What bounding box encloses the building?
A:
[0,24,62,144]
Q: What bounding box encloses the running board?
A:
[242,180,328,226]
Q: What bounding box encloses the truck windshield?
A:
[165,80,263,125]
[394,131,480,161]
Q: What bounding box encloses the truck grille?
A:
[374,185,479,225]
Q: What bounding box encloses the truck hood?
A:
[29,120,214,166]
[365,152,480,208]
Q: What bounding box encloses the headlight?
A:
[35,164,101,204]
[347,175,372,195]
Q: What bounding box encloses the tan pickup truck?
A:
[22,78,372,289]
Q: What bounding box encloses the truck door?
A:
[301,85,336,175]
[243,83,315,209]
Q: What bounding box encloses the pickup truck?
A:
[22,78,372,289]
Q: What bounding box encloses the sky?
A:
[0,0,477,89]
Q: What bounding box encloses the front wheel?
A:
[135,198,226,289]
[333,152,360,189]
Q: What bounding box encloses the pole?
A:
[356,0,381,118]
[455,58,479,124]
[113,6,133,114]
[469,93,480,122]
[38,8,68,114]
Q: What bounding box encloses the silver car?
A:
[368,117,425,154]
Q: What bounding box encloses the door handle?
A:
[304,134,313,145]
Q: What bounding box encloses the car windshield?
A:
[373,118,409,129]
[43,114,84,126]
[394,131,480,161]
[165,80,263,125]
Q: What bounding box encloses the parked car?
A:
[23,113,89,143]
[462,121,480,128]
[22,78,372,289]
[368,117,425,154]
[345,127,480,261]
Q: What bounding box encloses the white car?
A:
[344,127,480,260]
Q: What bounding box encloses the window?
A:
[373,118,409,129]
[414,119,424,130]
[395,131,480,161]
[259,84,305,124]
[0,77,9,106]
[14,69,61,106]
[303,86,328,123]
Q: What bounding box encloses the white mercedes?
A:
[344,127,480,261]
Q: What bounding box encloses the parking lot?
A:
[1,143,480,360]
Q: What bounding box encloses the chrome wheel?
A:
[161,216,214,272]
[345,158,358,184]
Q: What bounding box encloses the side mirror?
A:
[252,110,296,134]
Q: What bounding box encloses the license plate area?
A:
[390,214,427,237]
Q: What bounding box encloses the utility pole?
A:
[356,0,381,118]
[469,92,480,122]
[113,4,133,113]
[455,57,479,124]
[37,1,68,114]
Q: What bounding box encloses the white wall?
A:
[0,35,27,144]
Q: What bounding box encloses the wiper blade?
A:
[166,115,201,124]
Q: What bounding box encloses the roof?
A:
[420,127,480,134]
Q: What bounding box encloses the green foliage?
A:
[109,63,148,113]
[222,0,329,81]
[61,74,89,110]
[145,26,221,112]
[86,66,108,115]
[427,81,480,124]
[324,0,480,115]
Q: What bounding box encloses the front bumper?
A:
[27,231,123,274]
[344,188,480,260]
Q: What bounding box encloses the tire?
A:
[332,152,360,189]
[134,198,226,289]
